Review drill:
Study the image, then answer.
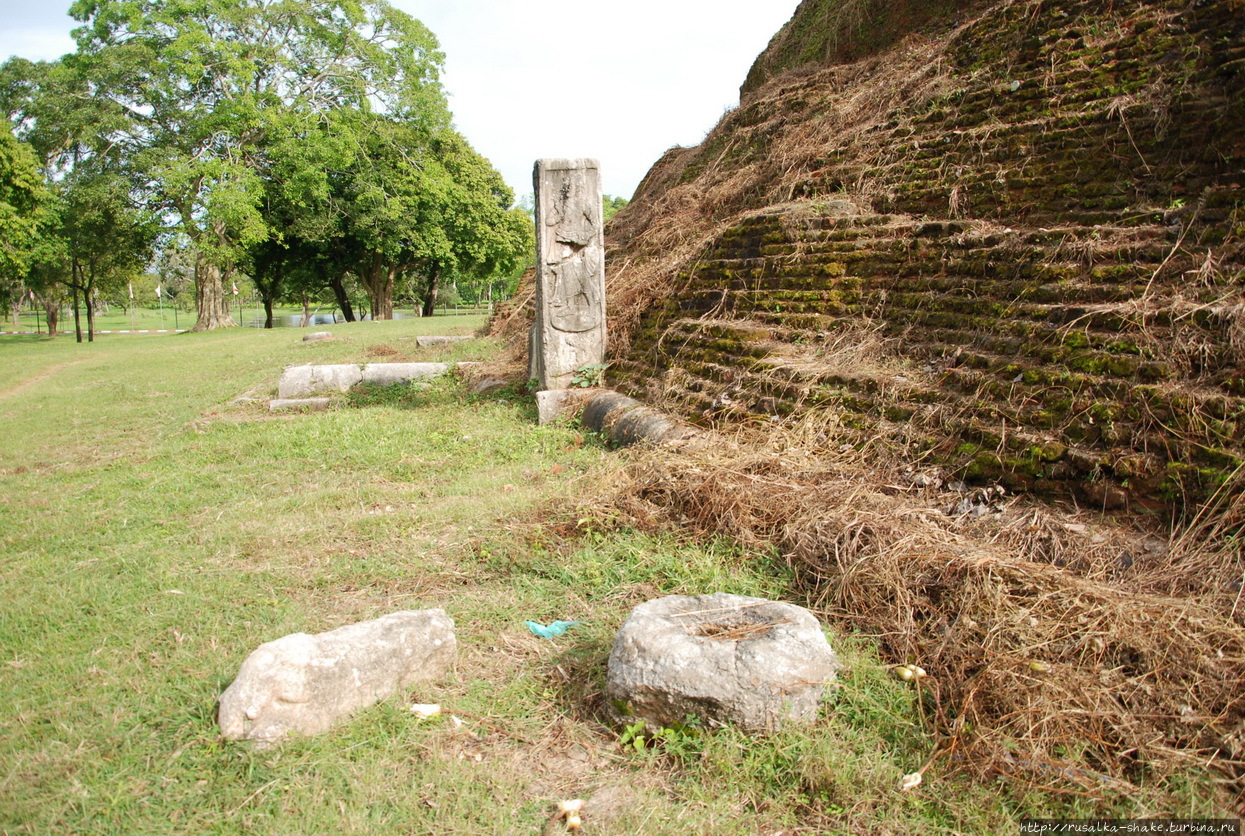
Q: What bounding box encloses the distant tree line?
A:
[0,0,532,338]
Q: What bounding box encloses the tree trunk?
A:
[85,290,95,342]
[359,252,394,320]
[263,296,274,329]
[301,293,311,327]
[192,254,236,331]
[327,273,356,322]
[421,264,440,318]
[71,272,83,343]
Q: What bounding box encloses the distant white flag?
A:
[232,282,239,296]
[29,290,34,301]
[155,285,162,299]
[129,282,134,299]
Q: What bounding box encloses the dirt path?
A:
[0,358,92,401]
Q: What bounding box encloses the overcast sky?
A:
[0,1,801,201]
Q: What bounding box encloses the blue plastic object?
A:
[525,620,581,639]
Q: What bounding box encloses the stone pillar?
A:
[530,158,606,390]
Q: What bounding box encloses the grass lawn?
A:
[0,320,1178,834]
[2,303,492,334]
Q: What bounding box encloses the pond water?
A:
[243,309,483,328]
[243,313,347,328]
[243,313,425,328]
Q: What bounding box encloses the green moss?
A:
[964,451,1004,482]
[1062,331,1091,349]
[884,405,916,422]
[954,441,982,458]
[1032,442,1068,462]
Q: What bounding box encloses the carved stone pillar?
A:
[529,158,605,390]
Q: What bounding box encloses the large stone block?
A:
[606,593,838,732]
[530,158,606,390]
[277,364,363,398]
[218,609,456,747]
[360,362,450,386]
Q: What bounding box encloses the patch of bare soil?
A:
[0,358,91,401]
[365,343,403,360]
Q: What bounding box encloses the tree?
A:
[67,0,449,331]
[58,170,155,340]
[603,195,630,223]
[275,116,526,321]
[1,57,154,341]
[387,130,529,318]
[244,113,362,327]
[0,126,46,284]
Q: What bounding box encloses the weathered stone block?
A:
[278,364,363,398]
[360,363,450,386]
[606,593,838,732]
[580,390,693,446]
[535,388,600,425]
[219,610,456,748]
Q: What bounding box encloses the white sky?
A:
[0,1,801,201]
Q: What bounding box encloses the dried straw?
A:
[566,417,1245,803]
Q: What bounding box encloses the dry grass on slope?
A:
[566,416,1245,806]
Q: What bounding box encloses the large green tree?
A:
[61,170,156,340]
[1,57,154,341]
[329,123,530,319]
[413,131,532,318]
[0,127,46,286]
[67,0,448,331]
[250,108,528,321]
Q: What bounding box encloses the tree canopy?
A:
[1,0,530,333]
[0,127,46,280]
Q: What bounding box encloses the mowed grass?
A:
[2,303,491,333]
[0,322,1158,834]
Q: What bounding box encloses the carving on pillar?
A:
[530,158,606,390]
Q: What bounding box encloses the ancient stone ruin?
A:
[277,362,455,399]
[529,158,607,391]
[597,0,1244,515]
[218,610,456,747]
[606,593,839,732]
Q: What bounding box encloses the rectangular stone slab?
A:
[278,364,364,398]
[361,363,450,385]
